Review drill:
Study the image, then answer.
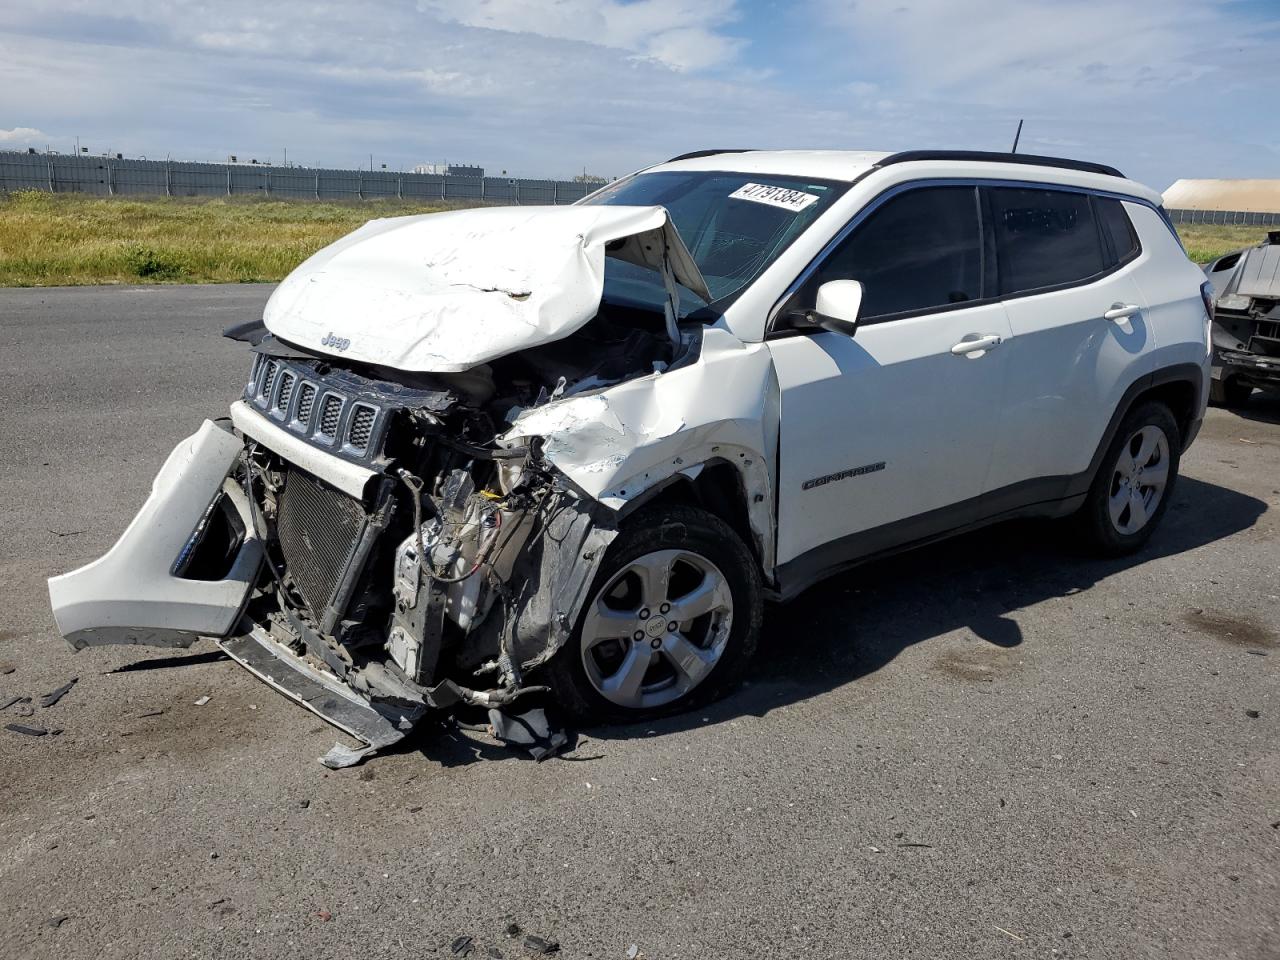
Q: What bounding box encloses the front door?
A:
[767,185,1012,576]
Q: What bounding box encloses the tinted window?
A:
[989,187,1105,295]
[1096,197,1140,265]
[803,186,982,321]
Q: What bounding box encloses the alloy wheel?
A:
[1107,424,1171,535]
[579,549,734,710]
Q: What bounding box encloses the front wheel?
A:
[1075,401,1181,556]
[544,504,763,723]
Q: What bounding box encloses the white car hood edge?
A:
[262,204,711,373]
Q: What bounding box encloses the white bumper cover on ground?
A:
[47,420,262,650]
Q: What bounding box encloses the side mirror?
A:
[786,280,863,337]
[815,280,863,334]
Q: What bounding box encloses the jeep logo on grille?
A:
[321,332,351,352]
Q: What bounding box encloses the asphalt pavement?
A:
[0,285,1277,960]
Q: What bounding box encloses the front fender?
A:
[503,328,779,573]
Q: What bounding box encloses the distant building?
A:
[413,163,484,178]
[1164,179,1280,221]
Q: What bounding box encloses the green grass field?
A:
[0,189,1271,286]
[1173,222,1272,265]
[0,190,455,286]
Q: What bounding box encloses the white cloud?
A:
[0,4,783,177]
[0,0,1275,189]
[0,126,47,143]
[818,0,1235,104]
[418,0,743,70]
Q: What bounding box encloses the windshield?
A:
[583,170,848,314]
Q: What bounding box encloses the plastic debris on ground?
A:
[320,741,381,769]
[523,934,560,954]
[488,707,570,762]
[6,723,59,737]
[39,677,78,708]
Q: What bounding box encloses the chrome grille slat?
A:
[318,395,343,440]
[276,371,296,412]
[295,382,316,426]
[261,360,279,400]
[242,356,410,464]
[347,405,376,452]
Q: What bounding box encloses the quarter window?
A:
[1096,197,1140,265]
[988,187,1106,295]
[799,186,983,322]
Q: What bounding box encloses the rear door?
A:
[768,184,1013,572]
[983,186,1154,492]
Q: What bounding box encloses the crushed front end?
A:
[233,343,631,764]
[1208,230,1280,399]
[1211,296,1280,395]
[48,320,704,764]
[47,201,740,766]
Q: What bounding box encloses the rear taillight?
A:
[1200,281,1215,323]
[1200,280,1214,355]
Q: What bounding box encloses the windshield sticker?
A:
[729,183,820,212]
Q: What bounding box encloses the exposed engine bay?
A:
[205,305,692,764]
[46,201,781,768]
[1206,230,1280,399]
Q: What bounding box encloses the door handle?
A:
[1104,303,1141,321]
[951,334,1003,356]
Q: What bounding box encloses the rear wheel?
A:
[1076,402,1181,556]
[1209,376,1253,408]
[545,504,762,723]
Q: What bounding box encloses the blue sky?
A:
[1,0,1277,190]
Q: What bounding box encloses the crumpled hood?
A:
[262,204,710,373]
[1232,241,1280,300]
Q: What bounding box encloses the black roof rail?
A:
[877,150,1124,179]
[666,148,756,163]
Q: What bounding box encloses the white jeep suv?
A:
[49,149,1212,765]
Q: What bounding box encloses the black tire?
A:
[543,504,763,724]
[1076,401,1181,556]
[1209,376,1252,408]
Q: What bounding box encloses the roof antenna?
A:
[1010,118,1024,154]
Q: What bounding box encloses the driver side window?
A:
[802,185,984,322]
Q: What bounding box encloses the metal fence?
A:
[0,151,601,205]
[1166,208,1280,227]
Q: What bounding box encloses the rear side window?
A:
[988,187,1105,295]
[1096,197,1140,265]
[802,186,982,321]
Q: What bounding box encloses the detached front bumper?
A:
[47,393,609,768]
[1215,348,1280,386]
[48,420,263,650]
[218,625,415,768]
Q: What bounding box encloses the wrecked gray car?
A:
[1204,230,1280,406]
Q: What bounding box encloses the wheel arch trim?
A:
[1071,362,1204,499]
[613,454,774,581]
